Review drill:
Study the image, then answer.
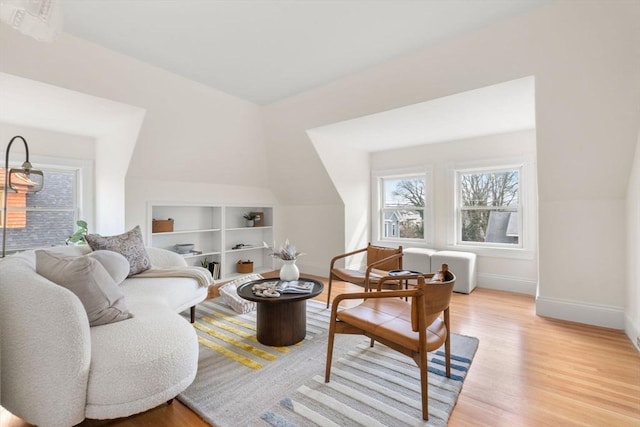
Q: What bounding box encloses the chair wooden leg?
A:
[444,308,451,377]
[190,306,196,323]
[419,349,429,421]
[325,319,337,382]
[326,275,334,308]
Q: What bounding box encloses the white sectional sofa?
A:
[0,245,209,427]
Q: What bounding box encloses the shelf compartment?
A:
[152,228,221,236]
[152,205,222,232]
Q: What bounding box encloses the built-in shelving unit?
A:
[146,203,274,280]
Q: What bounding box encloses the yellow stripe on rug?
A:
[199,315,291,354]
[205,310,256,331]
[194,322,278,361]
[197,336,263,370]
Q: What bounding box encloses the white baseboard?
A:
[476,273,537,295]
[625,313,640,352]
[536,295,625,330]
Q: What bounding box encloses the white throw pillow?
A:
[219,273,263,314]
[36,250,134,326]
[88,250,130,285]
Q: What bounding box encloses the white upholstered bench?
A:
[430,250,477,294]
[403,248,477,294]
[403,248,437,274]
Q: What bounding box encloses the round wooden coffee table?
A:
[236,278,324,346]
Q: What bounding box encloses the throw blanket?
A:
[133,267,213,288]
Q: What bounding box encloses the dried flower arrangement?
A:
[264,239,304,260]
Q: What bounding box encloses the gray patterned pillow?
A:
[85,226,151,276]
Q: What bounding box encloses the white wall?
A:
[0,123,95,161]
[370,130,538,294]
[0,26,278,237]
[308,132,372,265]
[627,128,640,350]
[276,204,344,276]
[264,1,640,329]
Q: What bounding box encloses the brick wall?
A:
[1,169,76,252]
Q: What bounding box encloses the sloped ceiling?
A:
[62,0,549,105]
[307,76,535,152]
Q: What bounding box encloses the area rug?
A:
[178,298,479,426]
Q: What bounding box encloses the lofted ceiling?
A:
[0,1,543,152]
[308,76,535,152]
[62,0,549,105]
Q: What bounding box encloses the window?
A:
[1,166,81,252]
[374,169,432,244]
[456,166,521,247]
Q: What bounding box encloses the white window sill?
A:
[445,244,535,260]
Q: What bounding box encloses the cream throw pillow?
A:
[36,250,134,327]
[85,225,151,276]
[88,250,130,285]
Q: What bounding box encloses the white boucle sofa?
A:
[0,245,209,427]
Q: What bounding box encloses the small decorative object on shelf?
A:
[251,211,264,227]
[201,258,220,279]
[243,212,257,227]
[237,260,254,273]
[152,218,174,233]
[265,239,304,281]
[174,243,195,254]
[232,243,252,250]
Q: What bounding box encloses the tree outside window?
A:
[458,168,520,245]
[381,176,425,240]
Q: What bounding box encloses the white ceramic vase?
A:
[279,259,300,281]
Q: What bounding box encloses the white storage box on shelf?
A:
[430,250,477,294]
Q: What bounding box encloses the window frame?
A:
[1,154,92,253]
[372,167,433,247]
[447,158,536,259]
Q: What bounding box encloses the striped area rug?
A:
[177,297,478,426]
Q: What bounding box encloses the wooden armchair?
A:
[324,265,456,421]
[326,243,403,307]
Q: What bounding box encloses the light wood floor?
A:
[2,277,639,427]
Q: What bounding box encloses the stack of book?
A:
[208,261,221,280]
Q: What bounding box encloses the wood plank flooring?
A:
[2,277,639,426]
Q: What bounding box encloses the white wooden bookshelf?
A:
[146,203,274,280]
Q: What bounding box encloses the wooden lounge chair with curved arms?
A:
[325,265,456,421]
[325,243,403,308]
